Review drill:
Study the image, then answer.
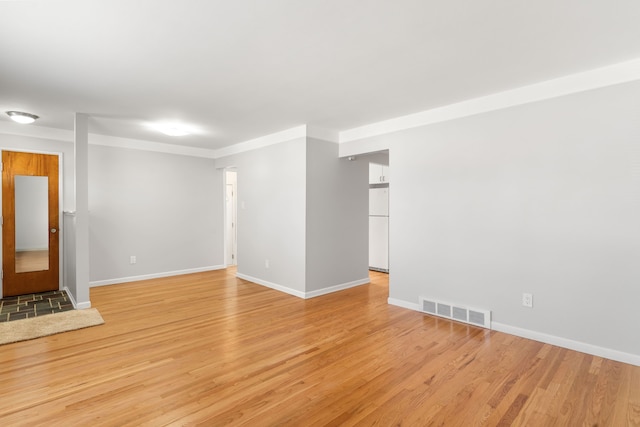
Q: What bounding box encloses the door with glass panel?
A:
[2,151,59,297]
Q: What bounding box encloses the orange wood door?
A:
[2,151,59,297]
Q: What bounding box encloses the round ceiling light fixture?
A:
[154,122,191,136]
[6,110,39,124]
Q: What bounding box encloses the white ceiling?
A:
[2,0,640,151]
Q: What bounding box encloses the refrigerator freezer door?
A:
[369,216,389,271]
[369,188,389,216]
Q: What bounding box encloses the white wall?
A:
[88,145,224,283]
[216,137,307,294]
[305,138,369,292]
[347,79,640,360]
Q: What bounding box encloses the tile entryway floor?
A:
[0,290,74,322]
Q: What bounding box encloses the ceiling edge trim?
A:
[0,122,218,158]
[89,133,217,158]
[0,121,73,142]
[212,125,307,158]
[339,57,640,143]
[306,126,340,143]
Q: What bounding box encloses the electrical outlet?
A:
[522,293,533,308]
[130,255,137,265]
[265,259,270,268]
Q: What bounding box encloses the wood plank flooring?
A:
[15,249,49,273]
[0,269,638,426]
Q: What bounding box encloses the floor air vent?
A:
[419,297,491,329]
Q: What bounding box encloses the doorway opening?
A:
[367,151,390,274]
[225,169,238,266]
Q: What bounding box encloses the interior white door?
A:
[225,183,237,266]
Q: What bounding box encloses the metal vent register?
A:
[419,297,491,329]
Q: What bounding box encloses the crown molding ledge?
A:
[212,125,341,159]
[212,125,308,159]
[339,57,640,143]
[0,122,218,158]
[0,121,339,159]
[0,121,74,142]
[89,133,217,158]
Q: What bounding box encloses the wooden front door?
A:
[2,151,60,297]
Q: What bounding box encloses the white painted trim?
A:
[63,286,92,309]
[235,273,306,299]
[212,125,307,158]
[304,277,370,299]
[0,122,73,142]
[387,297,420,311]
[339,57,640,143]
[88,133,217,159]
[0,122,340,160]
[0,122,218,158]
[89,265,226,287]
[63,286,78,309]
[492,322,640,367]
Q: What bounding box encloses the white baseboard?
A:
[63,286,91,310]
[63,286,78,308]
[235,273,306,298]
[388,297,420,311]
[389,297,640,367]
[491,322,640,367]
[89,265,226,287]
[305,277,370,299]
[236,274,370,299]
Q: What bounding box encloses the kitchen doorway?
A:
[368,151,390,274]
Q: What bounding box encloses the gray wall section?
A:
[88,145,223,282]
[305,138,369,291]
[216,138,307,293]
[353,80,640,357]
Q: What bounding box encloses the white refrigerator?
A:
[369,187,389,272]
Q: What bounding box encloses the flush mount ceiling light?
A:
[6,111,39,124]
[153,123,191,136]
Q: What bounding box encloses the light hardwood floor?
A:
[15,249,49,273]
[0,269,638,426]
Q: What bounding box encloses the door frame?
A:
[224,168,238,267]
[0,148,64,299]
